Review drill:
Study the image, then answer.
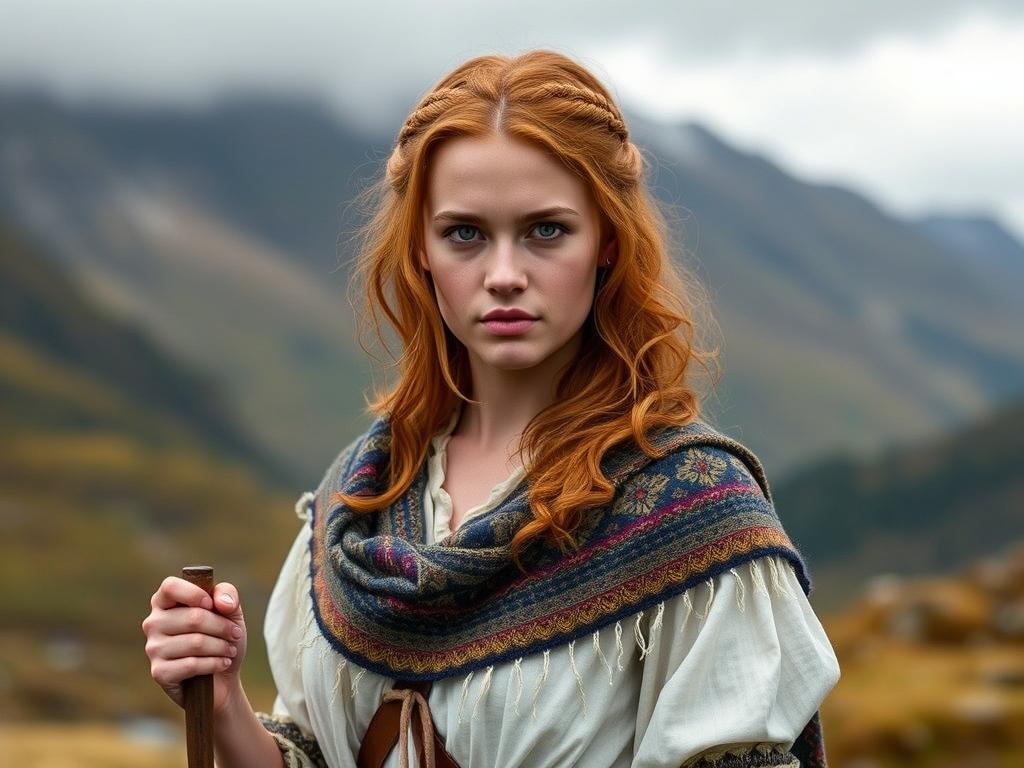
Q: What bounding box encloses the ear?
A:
[418,246,430,272]
[599,231,618,268]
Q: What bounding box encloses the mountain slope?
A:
[1,87,1023,478]
[914,212,1024,305]
[774,391,1024,612]
[0,89,370,479]
[631,116,1024,473]
[0,217,294,483]
[0,221,302,720]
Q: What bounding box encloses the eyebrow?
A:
[432,206,581,224]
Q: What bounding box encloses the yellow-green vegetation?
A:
[0,216,309,735]
[0,423,300,722]
[819,546,1024,767]
[821,642,1024,767]
[1,721,184,767]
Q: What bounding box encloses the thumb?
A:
[212,582,245,624]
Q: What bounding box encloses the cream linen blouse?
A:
[257,411,841,768]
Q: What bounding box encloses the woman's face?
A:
[419,132,616,377]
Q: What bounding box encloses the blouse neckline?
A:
[426,403,528,540]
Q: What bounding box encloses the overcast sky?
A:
[3,0,1023,239]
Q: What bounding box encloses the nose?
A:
[481,239,527,295]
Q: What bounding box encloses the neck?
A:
[457,336,580,457]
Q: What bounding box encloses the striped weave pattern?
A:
[302,414,828,765]
[305,415,812,677]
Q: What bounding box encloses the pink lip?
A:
[481,308,537,321]
[482,318,536,336]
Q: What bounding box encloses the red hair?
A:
[336,49,722,572]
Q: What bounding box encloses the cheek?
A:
[429,266,475,328]
[546,262,597,323]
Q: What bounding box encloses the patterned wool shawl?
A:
[303,414,829,767]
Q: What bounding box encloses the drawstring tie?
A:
[380,686,436,768]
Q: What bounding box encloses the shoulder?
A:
[614,440,772,528]
[636,419,773,504]
[297,415,389,518]
[607,424,814,592]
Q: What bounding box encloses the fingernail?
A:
[201,596,213,609]
[219,594,234,606]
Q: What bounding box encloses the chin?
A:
[485,354,545,371]
[475,346,549,371]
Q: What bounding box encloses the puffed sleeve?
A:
[631,554,841,768]
[253,497,329,768]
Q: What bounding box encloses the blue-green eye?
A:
[442,222,568,245]
[446,225,479,244]
[534,222,564,240]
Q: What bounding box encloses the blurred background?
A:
[1,1,1022,765]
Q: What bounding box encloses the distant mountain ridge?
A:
[913,212,1024,303]
[1,85,1022,479]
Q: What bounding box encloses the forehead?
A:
[424,133,592,215]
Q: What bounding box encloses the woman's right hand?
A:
[142,576,248,715]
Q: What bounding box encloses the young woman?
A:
[143,50,840,768]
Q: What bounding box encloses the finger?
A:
[155,654,234,684]
[151,576,214,611]
[161,604,243,643]
[155,632,238,662]
[212,582,242,618]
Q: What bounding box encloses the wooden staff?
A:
[181,565,215,768]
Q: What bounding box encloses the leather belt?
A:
[357,679,461,768]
